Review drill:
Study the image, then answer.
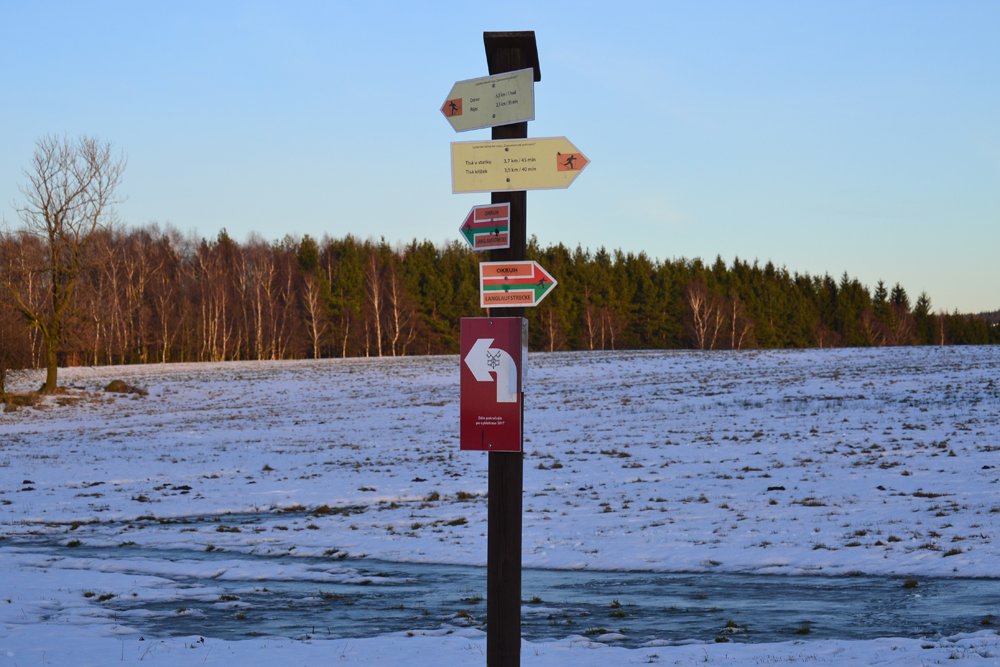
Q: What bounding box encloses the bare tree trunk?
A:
[600,310,607,350]
[686,283,709,350]
[400,320,417,356]
[585,307,595,350]
[730,299,738,350]
[736,325,750,350]
[273,261,295,360]
[388,267,402,357]
[365,253,383,357]
[302,275,326,359]
[386,265,415,357]
[708,303,726,351]
[545,309,558,352]
[603,309,617,351]
[341,315,351,358]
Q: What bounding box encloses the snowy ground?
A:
[2,346,998,665]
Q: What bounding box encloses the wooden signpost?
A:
[445,31,586,667]
[482,36,533,665]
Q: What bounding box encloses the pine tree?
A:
[913,292,933,345]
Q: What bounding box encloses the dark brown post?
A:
[483,31,539,667]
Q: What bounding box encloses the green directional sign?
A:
[459,203,510,251]
[479,260,558,308]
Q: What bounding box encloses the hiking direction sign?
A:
[459,203,510,251]
[460,317,527,452]
[479,260,557,308]
[451,136,589,193]
[441,67,535,132]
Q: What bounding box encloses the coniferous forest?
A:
[2,223,997,381]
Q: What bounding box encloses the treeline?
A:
[1,224,997,372]
[532,246,998,350]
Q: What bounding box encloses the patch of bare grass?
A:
[1,391,42,411]
[104,379,148,396]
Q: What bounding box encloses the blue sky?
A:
[2,1,997,313]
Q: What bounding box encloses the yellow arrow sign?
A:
[451,137,589,193]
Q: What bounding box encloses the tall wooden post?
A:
[483,31,539,667]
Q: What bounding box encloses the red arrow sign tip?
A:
[442,98,463,117]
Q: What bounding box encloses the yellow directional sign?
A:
[441,68,535,132]
[451,137,589,193]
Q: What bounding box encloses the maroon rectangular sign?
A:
[460,317,526,452]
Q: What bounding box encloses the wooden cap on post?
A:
[484,31,541,81]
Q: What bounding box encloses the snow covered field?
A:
[2,346,998,665]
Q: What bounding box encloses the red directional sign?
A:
[459,203,510,251]
[460,317,527,452]
[479,260,557,308]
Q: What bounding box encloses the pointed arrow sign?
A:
[459,203,510,251]
[464,337,518,403]
[451,136,589,193]
[441,68,535,132]
[479,260,558,308]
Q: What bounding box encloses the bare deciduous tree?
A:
[3,136,125,392]
[301,273,328,359]
[365,250,384,357]
[0,239,36,395]
[729,295,754,350]
[686,280,726,350]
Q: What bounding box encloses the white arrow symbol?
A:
[464,338,518,403]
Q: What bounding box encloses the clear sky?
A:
[2,0,997,313]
